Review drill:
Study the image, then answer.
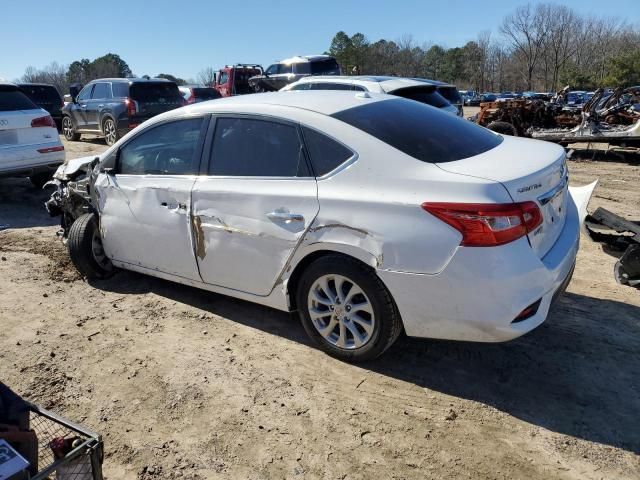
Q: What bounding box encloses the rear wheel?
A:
[296,255,402,362]
[487,121,518,136]
[67,213,114,279]
[62,116,80,141]
[103,118,120,146]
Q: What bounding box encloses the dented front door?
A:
[97,175,201,280]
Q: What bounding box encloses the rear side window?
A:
[91,83,112,99]
[0,86,37,111]
[332,98,503,163]
[393,87,450,108]
[311,59,340,75]
[112,82,129,97]
[209,117,309,177]
[130,82,182,102]
[308,83,353,91]
[192,88,221,100]
[118,118,204,175]
[302,127,354,176]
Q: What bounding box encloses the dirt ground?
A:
[1,131,639,480]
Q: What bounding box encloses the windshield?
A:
[332,98,503,164]
[19,85,61,103]
[0,85,38,111]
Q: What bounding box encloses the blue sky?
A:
[2,0,638,82]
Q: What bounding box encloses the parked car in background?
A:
[479,93,498,103]
[214,64,264,97]
[18,83,64,130]
[281,76,459,115]
[497,92,518,101]
[179,86,222,104]
[249,55,341,92]
[417,80,464,116]
[47,91,591,362]
[0,83,64,187]
[61,78,184,146]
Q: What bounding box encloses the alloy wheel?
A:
[104,119,117,145]
[62,117,74,140]
[307,274,375,350]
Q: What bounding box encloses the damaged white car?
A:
[46,91,594,361]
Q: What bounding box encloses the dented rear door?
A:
[192,115,319,296]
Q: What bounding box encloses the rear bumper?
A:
[0,142,65,177]
[378,193,581,342]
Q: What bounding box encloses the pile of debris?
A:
[473,86,640,147]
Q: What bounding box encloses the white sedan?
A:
[0,83,64,187]
[46,91,593,361]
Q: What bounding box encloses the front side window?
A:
[209,117,309,177]
[290,83,311,91]
[77,85,93,101]
[91,83,112,99]
[265,64,278,75]
[332,98,503,164]
[278,64,293,75]
[308,83,353,91]
[118,118,204,175]
[219,72,229,84]
[302,127,354,176]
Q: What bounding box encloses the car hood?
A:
[53,155,96,180]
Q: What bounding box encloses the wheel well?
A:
[286,250,374,311]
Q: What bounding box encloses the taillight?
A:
[37,145,64,153]
[187,89,195,104]
[31,116,56,128]
[421,201,542,247]
[125,98,137,117]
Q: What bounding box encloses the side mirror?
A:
[69,84,82,103]
[63,94,73,104]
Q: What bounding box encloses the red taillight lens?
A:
[31,115,56,128]
[37,145,64,153]
[125,98,137,117]
[421,201,542,247]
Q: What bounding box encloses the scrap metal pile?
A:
[474,86,640,146]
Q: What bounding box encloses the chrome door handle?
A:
[161,202,186,210]
[80,104,87,108]
[267,211,304,223]
[98,104,104,108]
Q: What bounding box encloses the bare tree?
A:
[500,3,550,90]
[197,67,217,86]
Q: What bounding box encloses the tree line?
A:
[328,3,640,92]
[17,3,640,95]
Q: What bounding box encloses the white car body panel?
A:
[0,106,64,175]
[69,92,594,343]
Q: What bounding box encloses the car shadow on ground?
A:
[92,270,639,455]
[0,178,58,229]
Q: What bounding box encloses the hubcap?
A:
[63,118,73,139]
[307,274,375,350]
[104,120,116,145]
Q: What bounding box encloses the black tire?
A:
[29,172,50,189]
[67,213,114,280]
[102,118,120,146]
[62,116,80,141]
[296,255,402,362]
[487,121,518,136]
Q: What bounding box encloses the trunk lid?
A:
[0,109,53,148]
[436,135,569,258]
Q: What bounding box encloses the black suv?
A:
[18,83,64,129]
[61,78,184,145]
[248,55,340,92]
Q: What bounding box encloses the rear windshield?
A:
[332,98,503,163]
[296,59,341,75]
[19,85,61,102]
[392,87,450,109]
[0,85,38,112]
[192,88,221,100]
[437,86,462,104]
[129,82,182,102]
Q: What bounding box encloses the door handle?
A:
[267,211,304,223]
[80,104,87,108]
[161,202,187,210]
[98,104,104,108]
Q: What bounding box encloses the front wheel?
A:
[67,213,115,279]
[296,255,402,362]
[103,118,120,146]
[62,116,80,141]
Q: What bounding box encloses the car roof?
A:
[277,55,335,65]
[182,90,393,117]
[87,78,174,84]
[289,76,439,92]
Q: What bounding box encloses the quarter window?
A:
[118,118,204,175]
[209,117,309,177]
[302,127,354,176]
